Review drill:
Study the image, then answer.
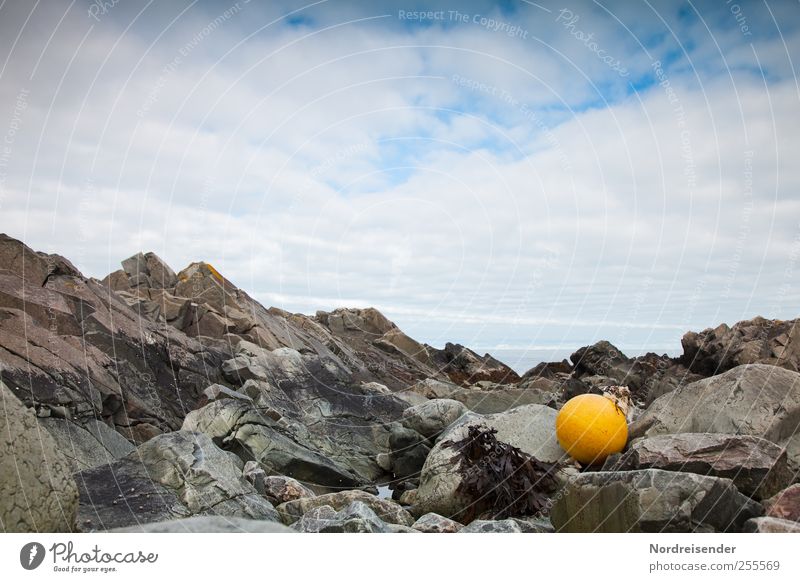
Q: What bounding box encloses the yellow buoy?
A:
[556,393,628,465]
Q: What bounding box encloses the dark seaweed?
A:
[443,425,558,522]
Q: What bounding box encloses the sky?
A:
[0,0,799,358]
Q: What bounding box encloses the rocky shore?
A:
[1,233,798,533]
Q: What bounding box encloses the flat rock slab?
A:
[551,469,763,533]
[611,433,791,499]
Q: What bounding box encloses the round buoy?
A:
[556,394,628,465]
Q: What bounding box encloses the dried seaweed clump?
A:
[443,425,558,522]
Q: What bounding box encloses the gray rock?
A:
[611,433,791,499]
[412,513,463,532]
[1,382,79,532]
[182,399,362,488]
[450,386,558,414]
[111,516,294,533]
[459,518,547,533]
[276,490,414,526]
[389,424,430,479]
[401,399,467,438]
[551,469,763,533]
[75,431,279,531]
[743,516,800,533]
[414,404,565,519]
[242,461,267,494]
[291,501,411,533]
[83,419,135,458]
[630,365,800,446]
[291,505,340,533]
[39,418,128,472]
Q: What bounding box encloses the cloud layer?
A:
[1,0,798,355]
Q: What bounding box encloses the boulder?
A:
[1,382,79,532]
[262,475,316,505]
[763,484,800,522]
[242,461,267,494]
[75,431,279,531]
[412,513,463,533]
[111,516,294,533]
[414,404,565,519]
[743,516,800,533]
[388,425,431,479]
[630,365,800,446]
[290,501,414,533]
[401,399,467,439]
[610,433,791,499]
[276,490,414,526]
[182,399,363,488]
[551,469,763,532]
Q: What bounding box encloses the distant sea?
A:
[486,347,682,375]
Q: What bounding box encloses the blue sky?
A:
[1,0,799,357]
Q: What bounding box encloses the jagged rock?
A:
[412,513,462,532]
[681,317,800,375]
[262,476,316,505]
[39,417,134,472]
[763,485,800,522]
[0,235,231,444]
[520,360,573,380]
[743,517,800,533]
[1,382,79,532]
[459,518,549,533]
[276,490,414,526]
[551,469,763,533]
[630,365,800,455]
[610,433,791,499]
[401,399,468,439]
[112,515,294,532]
[414,404,565,519]
[570,341,700,403]
[120,251,178,290]
[75,431,279,531]
[429,342,520,386]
